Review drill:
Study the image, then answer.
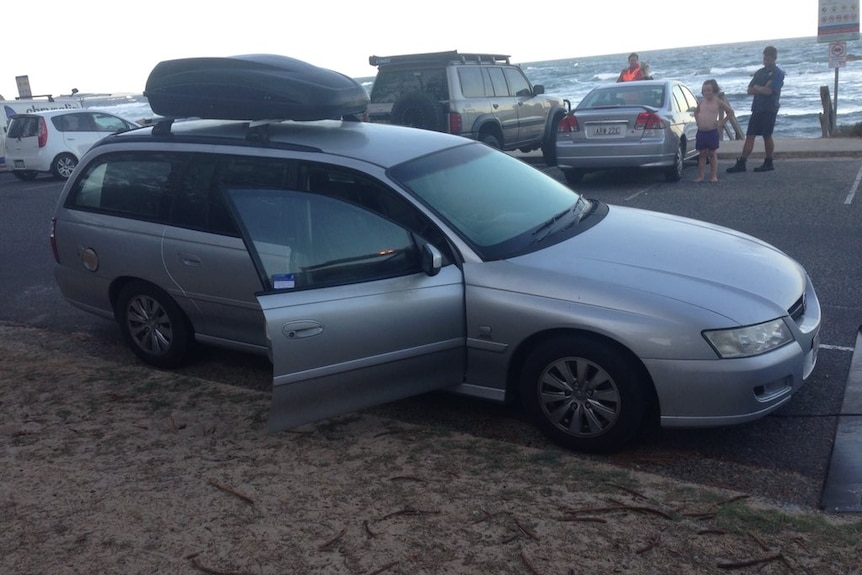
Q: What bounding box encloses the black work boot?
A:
[753,158,774,172]
[726,157,747,173]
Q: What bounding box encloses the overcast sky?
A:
[0,0,832,99]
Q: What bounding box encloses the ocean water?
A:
[84,36,862,139]
[517,35,862,139]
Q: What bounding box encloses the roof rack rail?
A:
[369,51,511,67]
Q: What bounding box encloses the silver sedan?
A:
[554,79,701,183]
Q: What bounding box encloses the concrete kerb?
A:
[716,137,862,160]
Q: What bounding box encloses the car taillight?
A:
[634,111,664,130]
[449,112,462,134]
[558,114,579,133]
[38,117,48,147]
[50,217,59,263]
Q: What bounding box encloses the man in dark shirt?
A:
[727,45,785,173]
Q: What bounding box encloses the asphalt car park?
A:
[1,154,860,510]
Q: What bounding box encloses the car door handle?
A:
[281,320,324,339]
[177,252,202,266]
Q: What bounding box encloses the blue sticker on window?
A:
[272,273,296,289]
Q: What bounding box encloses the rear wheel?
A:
[519,335,647,453]
[12,170,38,181]
[116,281,193,368]
[664,142,685,182]
[480,133,501,149]
[51,153,78,179]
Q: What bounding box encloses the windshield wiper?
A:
[532,197,589,243]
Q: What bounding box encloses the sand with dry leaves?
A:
[1,325,860,575]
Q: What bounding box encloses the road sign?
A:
[830,41,848,67]
[819,0,860,42]
[15,75,32,99]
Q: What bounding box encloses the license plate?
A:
[588,124,625,138]
[14,160,25,169]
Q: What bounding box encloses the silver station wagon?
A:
[50,55,821,453]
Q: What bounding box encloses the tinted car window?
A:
[70,156,173,220]
[303,165,453,262]
[681,85,700,112]
[228,188,420,290]
[92,112,134,132]
[7,116,40,138]
[67,151,298,235]
[458,67,486,98]
[487,67,508,97]
[503,67,531,97]
[369,68,448,103]
[671,86,686,112]
[52,112,96,132]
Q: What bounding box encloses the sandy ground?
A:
[2,325,860,575]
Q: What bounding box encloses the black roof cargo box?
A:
[144,54,369,121]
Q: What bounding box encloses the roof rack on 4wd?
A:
[143,54,369,125]
[369,51,511,67]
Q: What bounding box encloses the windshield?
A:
[390,144,588,259]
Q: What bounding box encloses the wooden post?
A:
[820,85,834,137]
[718,92,744,140]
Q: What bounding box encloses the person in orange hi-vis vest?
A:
[618,52,651,82]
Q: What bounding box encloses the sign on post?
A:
[830,41,847,67]
[15,75,32,99]
[818,0,860,42]
[818,1,859,134]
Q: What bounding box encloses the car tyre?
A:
[51,153,78,180]
[116,281,193,368]
[12,170,39,181]
[480,133,501,149]
[541,112,564,166]
[390,91,446,132]
[664,142,685,182]
[562,169,585,185]
[519,335,647,453]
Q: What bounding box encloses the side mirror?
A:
[534,84,545,95]
[421,243,442,277]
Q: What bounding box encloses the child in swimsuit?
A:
[694,79,736,183]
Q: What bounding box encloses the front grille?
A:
[788,293,806,322]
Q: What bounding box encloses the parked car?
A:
[553,79,701,183]
[51,55,821,453]
[4,109,139,180]
[365,50,566,161]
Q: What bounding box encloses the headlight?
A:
[703,319,793,359]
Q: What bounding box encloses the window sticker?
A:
[272,273,296,290]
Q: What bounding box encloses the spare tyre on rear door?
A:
[390,91,446,132]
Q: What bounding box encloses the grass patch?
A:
[715,502,862,543]
[834,121,862,137]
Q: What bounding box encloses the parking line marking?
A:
[625,184,657,201]
[845,163,862,204]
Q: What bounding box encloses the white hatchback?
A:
[4,109,138,180]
